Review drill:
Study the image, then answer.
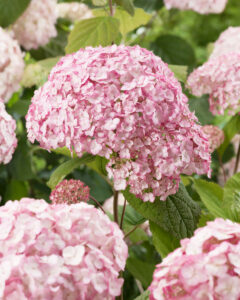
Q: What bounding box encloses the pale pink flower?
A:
[0,28,24,102]
[50,179,90,204]
[26,45,211,201]
[187,53,240,115]
[0,101,17,164]
[202,125,224,152]
[57,2,93,22]
[149,218,240,300]
[210,27,240,59]
[164,0,228,14]
[0,198,128,299]
[12,0,57,50]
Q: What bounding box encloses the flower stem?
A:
[109,0,114,16]
[113,190,119,224]
[217,151,227,184]
[234,138,240,174]
[89,196,106,214]
[120,197,126,229]
[124,224,140,239]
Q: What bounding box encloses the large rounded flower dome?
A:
[26,45,211,201]
[149,218,240,300]
[0,198,128,299]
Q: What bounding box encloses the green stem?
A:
[89,196,106,214]
[113,190,119,224]
[234,139,240,174]
[124,224,140,239]
[120,197,126,229]
[109,0,114,16]
[217,151,227,184]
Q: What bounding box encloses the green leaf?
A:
[65,17,120,54]
[4,179,29,202]
[93,7,151,36]
[223,173,240,222]
[51,147,77,158]
[47,154,94,189]
[194,179,227,219]
[7,100,30,119]
[123,183,200,239]
[8,139,35,181]
[87,155,108,177]
[119,205,146,225]
[74,166,113,203]
[151,35,196,66]
[218,114,240,157]
[150,221,179,258]
[134,0,163,12]
[197,211,215,228]
[115,0,135,16]
[126,257,155,288]
[188,95,214,126]
[168,65,188,83]
[0,0,30,27]
[134,290,150,300]
[115,7,151,36]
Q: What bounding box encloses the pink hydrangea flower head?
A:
[202,125,224,152]
[50,179,90,204]
[0,198,128,299]
[0,101,17,164]
[163,0,228,14]
[187,53,240,115]
[210,27,240,59]
[149,218,240,300]
[0,27,24,102]
[12,0,57,50]
[57,2,93,22]
[26,45,211,201]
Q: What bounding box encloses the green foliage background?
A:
[1,0,240,299]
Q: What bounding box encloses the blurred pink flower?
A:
[50,179,90,204]
[187,53,240,115]
[149,218,240,300]
[210,27,240,59]
[0,27,24,102]
[0,198,128,299]
[0,101,17,164]
[164,0,228,14]
[202,125,224,152]
[57,2,93,22]
[12,0,57,50]
[26,45,211,201]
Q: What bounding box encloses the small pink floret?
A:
[50,179,90,204]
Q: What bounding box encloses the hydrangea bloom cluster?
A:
[0,101,17,164]
[0,27,24,102]
[50,179,90,204]
[0,197,128,299]
[163,0,228,14]
[209,27,240,59]
[26,45,211,201]
[187,26,240,115]
[57,2,93,22]
[187,53,240,115]
[12,0,57,50]
[202,125,224,152]
[149,218,240,300]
